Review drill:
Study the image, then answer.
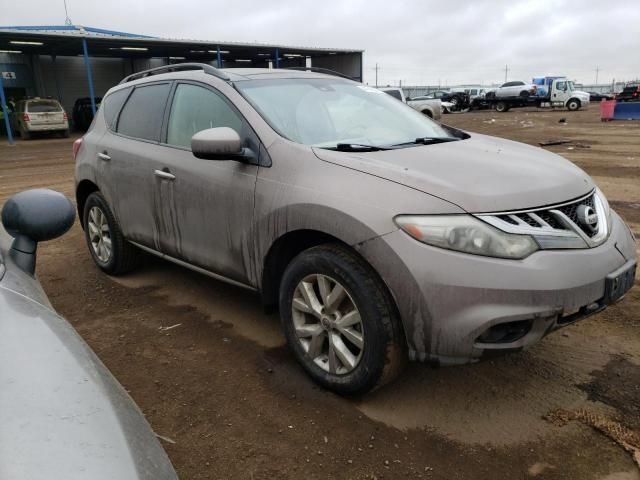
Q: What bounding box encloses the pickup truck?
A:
[379,87,442,120]
[485,77,589,112]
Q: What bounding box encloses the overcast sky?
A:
[2,0,639,86]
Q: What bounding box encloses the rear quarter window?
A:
[116,83,171,142]
[103,88,131,129]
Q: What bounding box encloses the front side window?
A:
[117,83,171,142]
[166,83,243,148]
[556,81,567,91]
[237,78,454,148]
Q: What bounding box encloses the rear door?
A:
[96,82,172,250]
[153,81,260,284]
[26,100,65,126]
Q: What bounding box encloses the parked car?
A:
[379,87,442,119]
[72,96,102,131]
[616,83,640,102]
[588,92,614,102]
[485,80,537,99]
[0,189,178,480]
[10,97,70,139]
[413,90,470,112]
[75,64,637,395]
[450,86,487,101]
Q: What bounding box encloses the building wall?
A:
[36,56,129,114]
[312,53,362,81]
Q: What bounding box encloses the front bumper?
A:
[358,211,637,365]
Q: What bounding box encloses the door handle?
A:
[97,152,111,161]
[154,169,175,181]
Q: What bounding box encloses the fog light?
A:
[477,320,532,344]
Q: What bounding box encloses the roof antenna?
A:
[63,0,73,26]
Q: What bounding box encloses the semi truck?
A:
[486,76,590,112]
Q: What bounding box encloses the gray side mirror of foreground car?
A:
[1,189,75,275]
[191,127,256,163]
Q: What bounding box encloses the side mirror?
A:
[1,189,75,274]
[191,127,255,162]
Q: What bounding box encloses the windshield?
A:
[236,78,454,148]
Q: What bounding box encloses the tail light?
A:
[63,112,68,120]
[72,137,83,161]
[22,113,30,122]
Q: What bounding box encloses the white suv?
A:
[11,98,70,139]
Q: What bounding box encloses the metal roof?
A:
[0,25,362,54]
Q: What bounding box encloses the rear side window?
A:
[166,83,243,148]
[117,83,171,142]
[27,100,62,112]
[103,88,131,129]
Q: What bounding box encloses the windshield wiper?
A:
[329,143,391,152]
[392,137,461,147]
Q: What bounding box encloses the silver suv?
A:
[75,64,637,395]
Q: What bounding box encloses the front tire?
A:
[279,244,406,395]
[83,192,140,275]
[567,99,581,111]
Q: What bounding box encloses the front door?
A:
[154,82,260,285]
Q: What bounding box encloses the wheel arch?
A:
[76,179,99,228]
[567,97,582,110]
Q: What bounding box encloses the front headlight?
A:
[394,215,539,259]
[595,187,611,231]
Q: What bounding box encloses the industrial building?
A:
[0,25,363,141]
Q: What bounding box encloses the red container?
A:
[600,99,616,121]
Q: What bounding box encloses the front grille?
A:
[477,190,608,249]
[556,194,597,237]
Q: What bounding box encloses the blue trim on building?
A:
[0,25,154,38]
[0,76,14,145]
[81,39,97,115]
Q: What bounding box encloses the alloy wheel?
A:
[291,274,364,375]
[88,206,112,263]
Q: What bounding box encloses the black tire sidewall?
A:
[83,192,119,273]
[279,246,394,395]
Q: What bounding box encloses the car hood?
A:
[312,133,594,212]
[574,90,591,101]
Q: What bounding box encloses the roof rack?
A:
[283,66,357,81]
[118,63,230,85]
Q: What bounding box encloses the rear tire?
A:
[19,126,31,140]
[83,192,140,275]
[62,129,70,138]
[496,101,509,112]
[279,244,406,395]
[519,90,530,98]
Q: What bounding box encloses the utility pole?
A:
[504,65,509,83]
[595,66,600,85]
[375,63,379,88]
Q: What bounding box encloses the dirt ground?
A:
[1,107,639,479]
